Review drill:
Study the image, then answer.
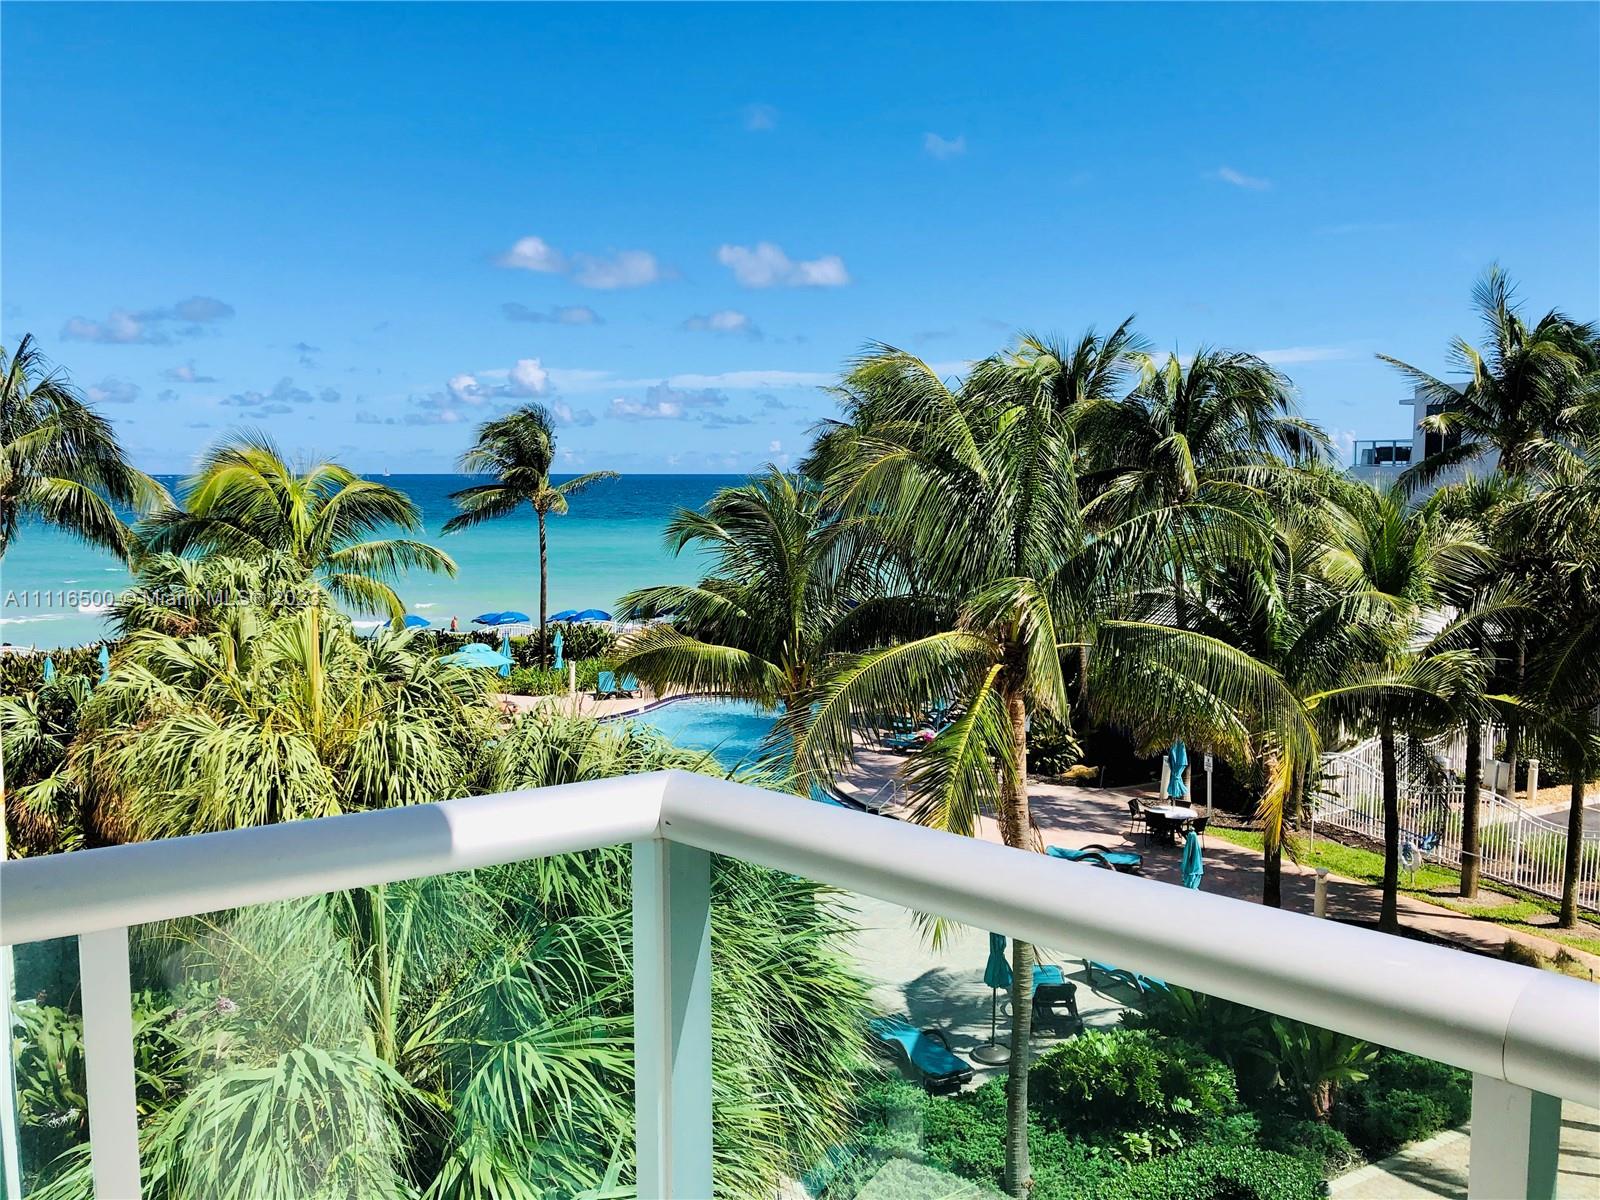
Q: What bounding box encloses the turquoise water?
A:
[624,697,847,807]
[0,474,737,647]
[627,698,781,769]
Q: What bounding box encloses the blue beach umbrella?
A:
[402,614,431,629]
[573,608,611,622]
[495,611,531,625]
[1165,740,1189,799]
[42,656,56,683]
[549,609,580,622]
[552,628,564,669]
[471,612,504,626]
[1181,830,1205,889]
[97,644,110,683]
[973,933,1013,1064]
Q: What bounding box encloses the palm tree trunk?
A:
[998,676,1033,1198]
[1459,723,1482,898]
[1559,767,1585,929]
[538,512,549,668]
[1263,838,1282,907]
[1380,715,1401,931]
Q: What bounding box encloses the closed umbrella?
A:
[500,631,512,677]
[98,644,110,683]
[973,932,1013,1064]
[1165,740,1189,799]
[1181,830,1204,889]
[552,628,565,669]
[41,656,56,683]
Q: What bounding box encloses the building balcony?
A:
[2,772,1595,1199]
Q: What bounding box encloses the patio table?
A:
[1143,804,1197,845]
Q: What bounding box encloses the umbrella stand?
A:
[971,987,1010,1064]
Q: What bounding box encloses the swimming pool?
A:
[622,697,847,806]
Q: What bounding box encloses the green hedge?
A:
[1340,1053,1471,1159]
[501,659,607,696]
[0,645,106,696]
[414,623,617,666]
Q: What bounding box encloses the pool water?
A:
[627,698,780,768]
[625,698,846,807]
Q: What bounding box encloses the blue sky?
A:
[3,2,1596,474]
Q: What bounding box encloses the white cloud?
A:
[572,249,662,290]
[1255,346,1354,365]
[769,439,782,453]
[923,132,966,159]
[683,309,760,337]
[548,400,596,427]
[543,366,836,394]
[162,360,216,384]
[61,295,234,345]
[716,242,849,288]
[85,377,141,405]
[1211,166,1272,191]
[447,373,485,404]
[503,302,603,325]
[743,103,778,131]
[608,383,729,422]
[497,235,567,273]
[507,357,550,395]
[219,377,327,416]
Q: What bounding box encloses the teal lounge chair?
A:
[1031,963,1081,1030]
[619,673,640,697]
[594,670,615,698]
[1046,844,1144,875]
[1084,960,1169,996]
[868,1016,974,1092]
[885,721,951,752]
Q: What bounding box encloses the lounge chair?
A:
[594,670,616,699]
[1084,959,1169,996]
[1030,963,1081,1031]
[1046,844,1143,875]
[868,1016,974,1092]
[619,673,640,697]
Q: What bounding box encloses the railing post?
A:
[1469,1074,1561,1200]
[79,928,141,1200]
[633,839,713,1200]
[1526,758,1540,808]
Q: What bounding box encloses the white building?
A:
[1348,383,1494,489]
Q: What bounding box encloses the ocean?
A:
[0,474,739,648]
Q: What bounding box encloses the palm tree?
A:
[1382,265,1600,490]
[444,406,618,663]
[1074,346,1328,629]
[613,468,911,713]
[0,334,167,560]
[792,336,1315,1197]
[1313,483,1495,930]
[140,432,455,621]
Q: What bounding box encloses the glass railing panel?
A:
[6,852,636,1199]
[753,872,1492,1200]
[4,936,87,1198]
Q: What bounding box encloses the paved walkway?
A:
[1328,1104,1600,1198]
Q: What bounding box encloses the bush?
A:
[1095,1144,1323,1200]
[1340,1051,1471,1159]
[1260,1114,1363,1176]
[1030,1029,1241,1153]
[502,658,606,696]
[0,644,107,696]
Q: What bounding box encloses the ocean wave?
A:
[413,602,438,609]
[352,619,383,629]
[0,614,65,625]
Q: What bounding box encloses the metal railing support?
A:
[79,929,141,1200]
[1469,1074,1561,1200]
[632,839,713,1199]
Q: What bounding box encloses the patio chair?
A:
[594,670,616,699]
[1084,959,1169,996]
[867,1016,974,1092]
[619,673,640,697]
[1192,816,1209,848]
[1046,844,1143,875]
[1126,798,1150,842]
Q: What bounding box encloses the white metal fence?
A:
[1314,729,1600,912]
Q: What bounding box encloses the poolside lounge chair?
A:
[618,673,640,697]
[594,670,616,699]
[1031,963,1081,1031]
[885,720,952,752]
[1046,844,1143,875]
[868,1016,974,1092]
[1084,960,1169,996]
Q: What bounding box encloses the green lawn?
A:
[1206,826,1600,964]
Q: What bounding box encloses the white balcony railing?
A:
[3,771,1597,1199]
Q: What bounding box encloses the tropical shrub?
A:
[1340,1052,1471,1159]
[1259,1114,1363,1177]
[502,657,606,696]
[1029,1029,1241,1156]
[0,645,106,697]
[1090,1144,1322,1200]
